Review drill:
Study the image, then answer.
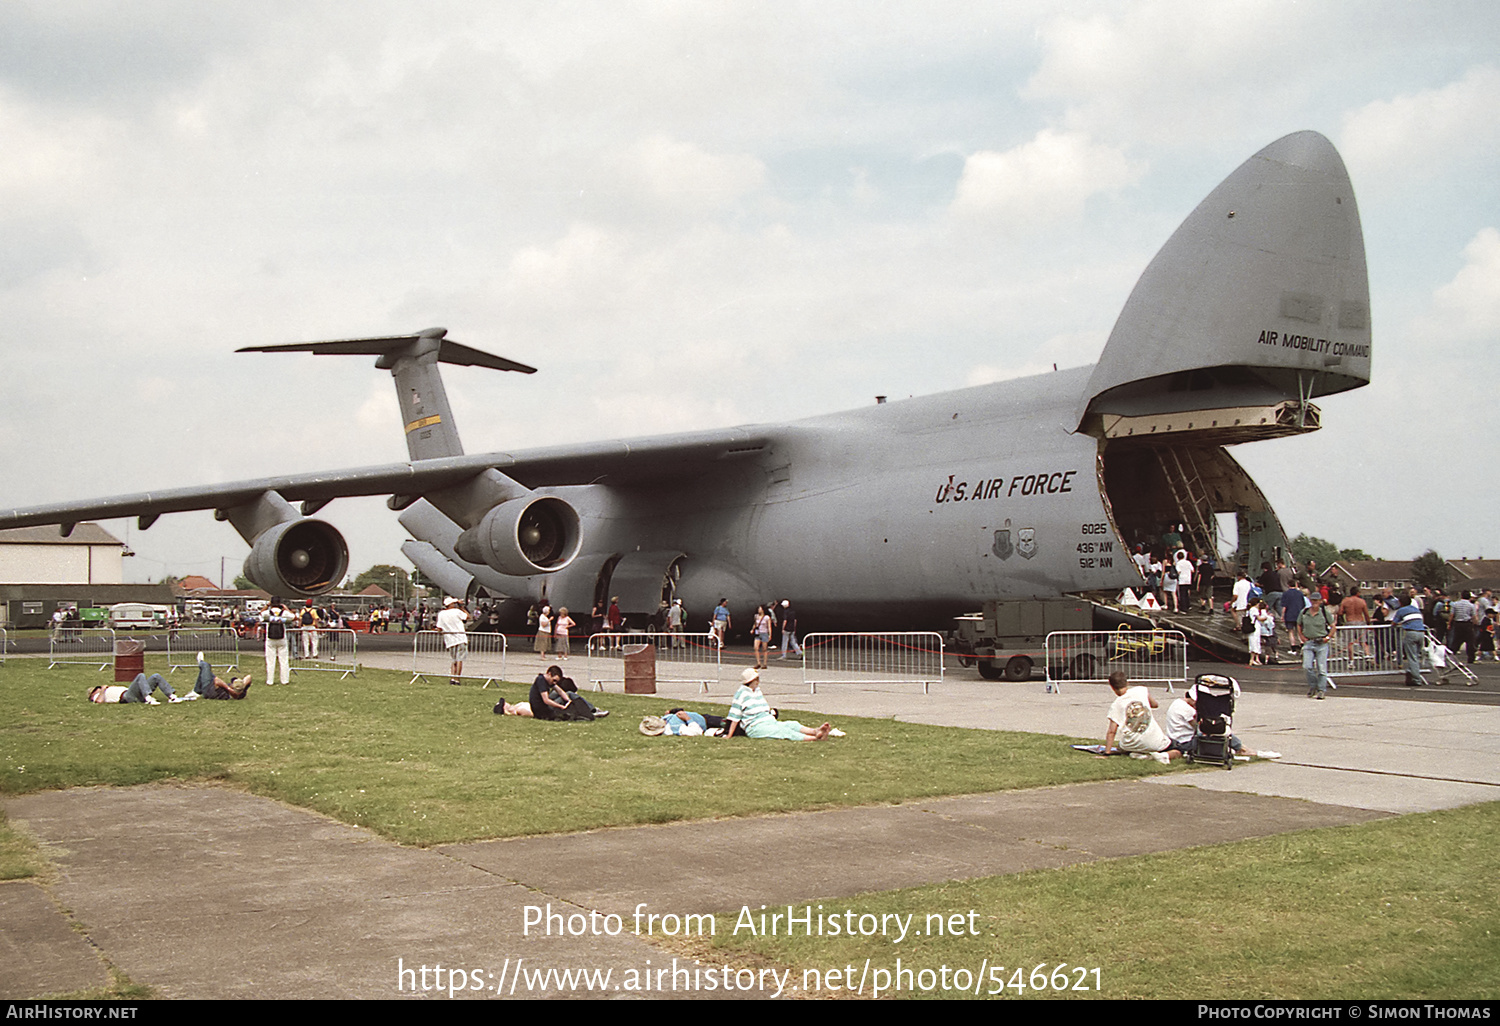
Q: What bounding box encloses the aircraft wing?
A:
[0,426,774,531]
[477,426,774,489]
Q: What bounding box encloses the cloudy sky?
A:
[3,1,1497,584]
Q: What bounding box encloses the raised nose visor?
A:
[1077,130,1370,433]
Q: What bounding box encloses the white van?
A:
[110,603,165,631]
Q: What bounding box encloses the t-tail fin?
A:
[237,327,536,461]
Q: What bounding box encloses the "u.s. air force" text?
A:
[934,471,1076,504]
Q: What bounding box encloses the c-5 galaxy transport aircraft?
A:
[1,131,1370,642]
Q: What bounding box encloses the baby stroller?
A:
[1184,673,1236,770]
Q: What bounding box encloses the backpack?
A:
[266,610,286,640]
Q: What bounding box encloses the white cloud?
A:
[626,134,766,212]
[950,129,1143,227]
[1024,1,1312,144]
[1431,227,1500,339]
[503,223,623,304]
[0,96,119,205]
[965,329,1107,386]
[1339,65,1500,183]
[355,379,398,436]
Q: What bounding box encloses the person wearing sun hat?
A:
[724,667,832,741]
[436,595,469,685]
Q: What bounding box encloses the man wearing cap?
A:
[89,672,189,705]
[1298,591,1338,699]
[436,596,469,686]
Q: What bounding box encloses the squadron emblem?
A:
[1017,528,1038,560]
[993,529,1013,560]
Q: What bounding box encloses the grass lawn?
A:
[675,801,1500,1000]
[0,809,49,881]
[5,659,1497,1000]
[0,658,1167,845]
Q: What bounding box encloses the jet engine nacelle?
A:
[242,518,350,599]
[452,495,581,577]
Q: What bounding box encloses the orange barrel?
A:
[113,638,147,682]
[622,643,657,694]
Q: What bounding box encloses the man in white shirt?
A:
[1099,672,1178,764]
[667,599,686,648]
[1175,552,1196,612]
[260,599,294,685]
[436,596,469,686]
[1232,570,1254,624]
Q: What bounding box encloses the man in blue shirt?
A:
[711,599,731,648]
[1391,592,1429,687]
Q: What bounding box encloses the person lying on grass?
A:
[640,711,713,736]
[1098,670,1178,764]
[638,709,743,736]
[89,673,187,705]
[188,652,251,700]
[724,667,833,741]
[665,708,737,735]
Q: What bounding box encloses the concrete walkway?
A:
[5,653,1498,999]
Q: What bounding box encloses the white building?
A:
[0,524,125,584]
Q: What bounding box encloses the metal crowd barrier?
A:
[49,627,117,671]
[801,632,944,695]
[166,627,240,673]
[1327,624,1401,679]
[586,632,722,692]
[1043,628,1186,694]
[284,627,358,679]
[411,629,507,686]
[0,627,6,665]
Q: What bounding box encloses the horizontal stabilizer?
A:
[237,327,536,374]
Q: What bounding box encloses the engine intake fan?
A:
[453,495,581,577]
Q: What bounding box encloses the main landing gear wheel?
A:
[1003,655,1033,681]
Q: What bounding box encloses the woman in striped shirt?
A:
[725,667,832,741]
